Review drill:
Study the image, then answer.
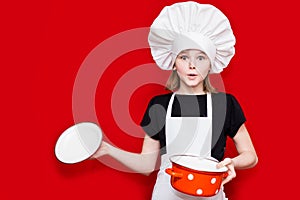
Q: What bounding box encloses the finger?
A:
[88,155,96,160]
[222,172,235,185]
[222,158,232,165]
[217,158,231,168]
[227,164,236,178]
[216,162,223,169]
[221,176,232,186]
[221,167,236,186]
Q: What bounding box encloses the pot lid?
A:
[170,155,228,172]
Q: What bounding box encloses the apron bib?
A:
[151,93,227,200]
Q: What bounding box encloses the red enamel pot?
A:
[165,155,228,197]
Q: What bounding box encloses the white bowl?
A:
[55,122,102,164]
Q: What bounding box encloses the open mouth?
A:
[187,74,198,77]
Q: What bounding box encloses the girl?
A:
[92,2,258,199]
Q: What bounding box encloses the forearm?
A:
[232,150,258,170]
[98,143,159,174]
[231,124,258,170]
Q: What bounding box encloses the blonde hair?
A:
[165,70,217,93]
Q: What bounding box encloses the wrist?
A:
[105,142,119,157]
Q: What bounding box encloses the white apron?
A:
[151,93,227,200]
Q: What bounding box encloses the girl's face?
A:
[174,49,211,92]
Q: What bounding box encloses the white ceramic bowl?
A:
[55,122,102,164]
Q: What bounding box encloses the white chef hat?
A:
[148,1,236,73]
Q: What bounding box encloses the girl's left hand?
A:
[216,158,236,186]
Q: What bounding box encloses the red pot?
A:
[165,155,228,197]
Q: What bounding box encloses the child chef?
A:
[92,2,258,199]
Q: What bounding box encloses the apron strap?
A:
[166,93,176,117]
[207,92,212,119]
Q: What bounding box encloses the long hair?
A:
[165,70,217,93]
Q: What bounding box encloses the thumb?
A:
[217,158,231,169]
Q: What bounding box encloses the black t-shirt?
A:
[140,92,246,161]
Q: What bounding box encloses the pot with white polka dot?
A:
[165,155,228,197]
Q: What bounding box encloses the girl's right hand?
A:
[89,141,110,159]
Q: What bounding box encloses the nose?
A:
[189,62,196,69]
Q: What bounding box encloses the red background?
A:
[2,0,300,199]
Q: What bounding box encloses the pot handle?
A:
[165,168,183,178]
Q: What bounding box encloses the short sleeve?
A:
[225,94,246,138]
[140,97,167,140]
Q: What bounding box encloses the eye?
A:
[179,55,188,60]
[197,56,206,61]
